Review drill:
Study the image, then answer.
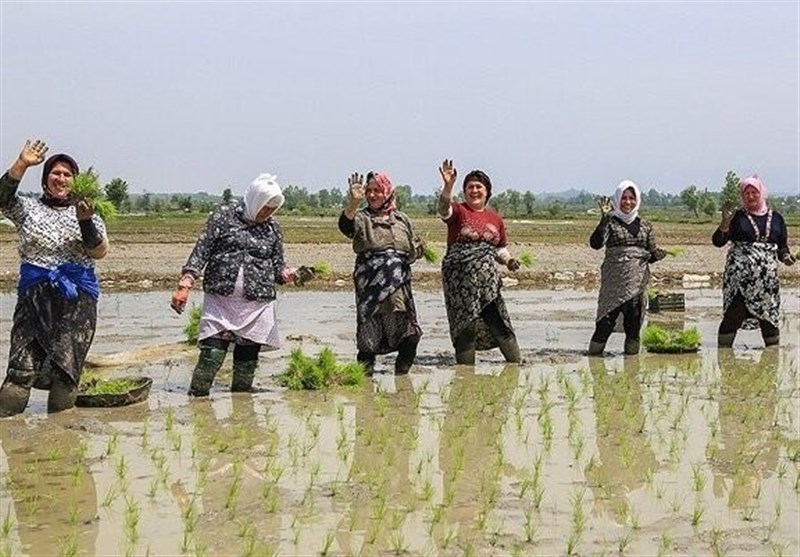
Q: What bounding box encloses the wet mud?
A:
[0,288,798,556]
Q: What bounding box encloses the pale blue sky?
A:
[1,1,797,196]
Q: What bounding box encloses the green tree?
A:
[699,188,716,217]
[395,185,412,209]
[222,187,234,203]
[680,185,700,218]
[523,191,536,215]
[104,178,129,211]
[135,192,151,212]
[507,190,521,217]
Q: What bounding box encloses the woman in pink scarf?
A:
[713,174,795,347]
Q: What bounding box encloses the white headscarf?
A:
[612,179,641,224]
[243,173,285,222]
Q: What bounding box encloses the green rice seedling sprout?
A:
[691,463,706,491]
[124,495,140,545]
[523,505,537,543]
[657,533,674,557]
[518,251,535,268]
[422,242,440,263]
[617,529,633,554]
[642,325,701,353]
[664,246,684,257]
[311,261,332,279]
[690,504,704,527]
[184,305,202,344]
[277,347,366,389]
[69,169,117,222]
[102,485,120,508]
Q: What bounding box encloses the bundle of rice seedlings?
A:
[519,251,535,268]
[184,305,202,344]
[641,324,701,353]
[664,246,684,258]
[79,374,140,395]
[277,347,366,390]
[422,243,440,264]
[69,169,117,222]
[795,249,800,260]
[312,261,333,280]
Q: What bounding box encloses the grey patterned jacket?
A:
[182,201,286,301]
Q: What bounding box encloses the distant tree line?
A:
[70,170,798,219]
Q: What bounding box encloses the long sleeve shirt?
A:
[0,171,107,269]
[712,210,790,260]
[590,215,666,263]
[182,201,286,301]
[338,209,420,261]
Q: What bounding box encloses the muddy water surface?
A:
[0,289,798,556]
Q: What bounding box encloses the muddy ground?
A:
[2,241,799,292]
[0,288,798,556]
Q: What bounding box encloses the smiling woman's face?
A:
[45,162,74,200]
[366,179,387,211]
[463,180,488,210]
[619,188,637,214]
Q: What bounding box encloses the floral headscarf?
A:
[244,173,284,222]
[612,179,641,224]
[739,174,768,216]
[366,171,396,215]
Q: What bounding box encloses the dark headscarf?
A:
[40,153,79,207]
[462,169,492,202]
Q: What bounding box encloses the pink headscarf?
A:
[367,172,397,215]
[739,174,768,216]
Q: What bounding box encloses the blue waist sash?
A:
[18,262,100,301]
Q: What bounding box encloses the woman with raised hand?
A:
[588,180,665,356]
[0,140,109,416]
[713,174,794,348]
[436,159,521,365]
[170,173,297,396]
[338,171,423,375]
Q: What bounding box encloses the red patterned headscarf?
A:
[739,174,768,216]
[366,171,396,215]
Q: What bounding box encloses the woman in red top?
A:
[436,159,521,365]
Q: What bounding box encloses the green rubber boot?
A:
[189,347,227,397]
[588,341,606,356]
[717,332,736,348]
[497,335,521,363]
[231,359,258,392]
[624,339,640,356]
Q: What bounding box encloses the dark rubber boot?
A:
[357,351,375,376]
[717,332,736,348]
[624,339,640,356]
[231,360,258,392]
[189,347,227,397]
[497,335,521,363]
[0,380,31,417]
[763,334,779,347]
[47,372,77,413]
[588,341,606,356]
[394,339,418,375]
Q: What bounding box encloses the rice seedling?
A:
[523,505,537,543]
[690,504,704,527]
[311,261,333,279]
[124,495,141,545]
[184,305,202,344]
[518,251,535,268]
[69,169,117,221]
[641,325,701,353]
[422,242,440,263]
[664,246,685,257]
[277,347,366,389]
[691,463,707,491]
[617,529,633,554]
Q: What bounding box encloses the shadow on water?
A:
[0,289,797,555]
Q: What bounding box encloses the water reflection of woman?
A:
[0,418,98,555]
[713,175,795,348]
[709,348,779,508]
[586,356,657,522]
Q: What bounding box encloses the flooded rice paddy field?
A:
[0,288,798,556]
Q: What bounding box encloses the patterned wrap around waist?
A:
[353,249,421,354]
[441,241,514,350]
[723,241,780,329]
[596,245,650,328]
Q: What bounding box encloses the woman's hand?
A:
[348,173,365,202]
[18,139,48,168]
[438,159,457,190]
[170,274,194,314]
[598,196,613,218]
[781,252,796,266]
[506,258,521,272]
[719,201,735,231]
[282,267,298,285]
[75,199,94,221]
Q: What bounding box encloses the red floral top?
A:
[444,202,507,247]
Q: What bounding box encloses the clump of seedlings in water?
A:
[277,347,366,390]
[519,251,535,268]
[641,325,701,353]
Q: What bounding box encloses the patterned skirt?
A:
[441,241,514,350]
[6,282,97,387]
[723,242,780,329]
[596,245,651,331]
[353,249,422,355]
